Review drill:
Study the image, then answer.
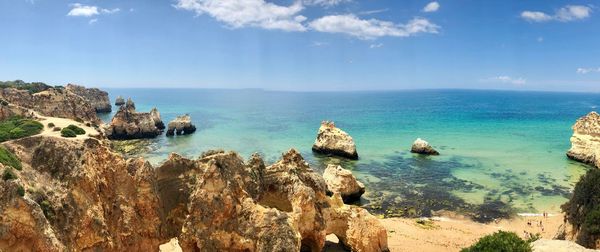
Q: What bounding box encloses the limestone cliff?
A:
[0,88,99,123]
[567,111,600,168]
[65,84,111,113]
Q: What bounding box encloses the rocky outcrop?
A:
[104,99,164,139]
[0,136,164,251]
[532,239,596,252]
[166,114,196,136]
[0,88,99,123]
[157,149,388,252]
[65,84,111,113]
[567,112,600,168]
[411,138,439,155]
[115,96,125,106]
[312,121,358,159]
[323,164,365,203]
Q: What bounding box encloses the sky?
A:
[0,0,599,91]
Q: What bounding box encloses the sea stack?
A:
[166,114,196,136]
[115,96,125,106]
[65,84,111,113]
[312,121,358,159]
[104,98,164,139]
[411,138,440,155]
[323,164,365,203]
[567,111,600,168]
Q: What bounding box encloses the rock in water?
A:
[411,138,440,155]
[115,96,125,106]
[166,114,196,136]
[104,98,164,139]
[312,121,358,159]
[65,84,111,113]
[323,164,365,203]
[567,111,600,168]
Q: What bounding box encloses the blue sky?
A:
[0,0,599,91]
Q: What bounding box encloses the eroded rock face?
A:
[65,84,111,113]
[323,164,365,203]
[411,138,440,155]
[104,99,164,139]
[312,121,358,159]
[115,96,125,106]
[0,88,99,123]
[0,136,164,251]
[567,112,600,168]
[166,114,196,136]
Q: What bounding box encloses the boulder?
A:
[567,111,600,168]
[411,138,439,155]
[166,114,196,136]
[323,164,365,203]
[104,99,164,139]
[65,84,111,113]
[115,96,125,106]
[312,121,358,159]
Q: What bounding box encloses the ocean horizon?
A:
[100,88,597,221]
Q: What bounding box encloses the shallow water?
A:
[100,89,597,220]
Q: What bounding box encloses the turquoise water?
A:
[100,89,597,220]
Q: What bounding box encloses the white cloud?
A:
[369,43,383,48]
[89,18,98,24]
[521,5,591,22]
[483,76,526,85]
[174,0,307,32]
[303,0,350,7]
[423,2,440,13]
[308,15,439,39]
[67,3,120,17]
[359,9,389,15]
[577,67,600,74]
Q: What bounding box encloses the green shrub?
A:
[66,125,85,135]
[74,118,84,123]
[2,167,17,181]
[461,231,531,252]
[17,185,25,197]
[47,122,55,128]
[39,200,55,220]
[60,128,77,138]
[0,80,52,93]
[0,146,22,170]
[8,127,26,139]
[562,169,600,247]
[0,117,43,142]
[0,131,9,142]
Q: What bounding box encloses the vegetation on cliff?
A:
[562,168,600,248]
[461,231,534,252]
[0,116,43,143]
[61,125,86,138]
[0,146,22,170]
[0,80,53,94]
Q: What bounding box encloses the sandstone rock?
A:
[567,111,600,168]
[312,121,358,159]
[532,239,597,252]
[65,84,111,113]
[323,164,365,203]
[0,88,99,123]
[0,136,164,251]
[104,99,164,139]
[166,114,196,136]
[411,138,439,155]
[115,96,125,106]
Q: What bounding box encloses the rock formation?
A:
[115,96,125,106]
[65,84,111,113]
[166,114,196,136]
[0,88,99,123]
[104,99,164,139]
[0,136,163,251]
[567,111,600,168]
[0,134,388,252]
[532,239,597,252]
[312,121,358,159]
[411,138,440,155]
[323,164,365,203]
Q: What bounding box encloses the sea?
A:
[99,88,598,221]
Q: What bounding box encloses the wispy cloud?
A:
[423,2,440,13]
[311,41,329,47]
[359,8,389,15]
[369,43,383,49]
[521,5,592,22]
[67,3,120,17]
[89,18,98,25]
[577,67,600,74]
[174,0,307,32]
[308,15,439,40]
[303,0,350,7]
[482,76,527,85]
